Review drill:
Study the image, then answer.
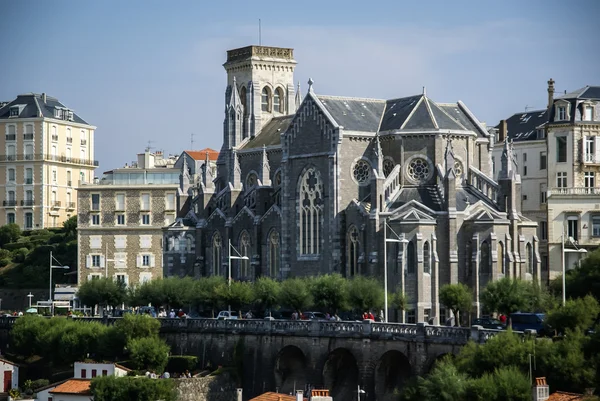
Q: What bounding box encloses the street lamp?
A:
[383,216,408,323]
[49,251,70,315]
[561,232,587,306]
[357,385,366,401]
[27,293,33,308]
[228,239,249,317]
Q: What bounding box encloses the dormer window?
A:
[557,106,566,121]
[54,108,62,119]
[9,107,19,117]
[584,105,593,121]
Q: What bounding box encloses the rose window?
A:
[383,159,395,177]
[407,158,431,183]
[352,159,372,185]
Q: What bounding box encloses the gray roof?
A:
[387,185,496,213]
[240,115,293,150]
[496,109,548,142]
[558,85,600,100]
[316,95,385,132]
[0,93,89,124]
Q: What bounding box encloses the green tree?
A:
[62,216,77,238]
[114,313,161,342]
[480,278,532,326]
[466,366,531,401]
[77,278,127,310]
[545,295,600,335]
[216,281,253,317]
[193,276,225,317]
[552,247,600,302]
[91,376,176,401]
[11,315,48,357]
[0,223,21,246]
[412,359,468,401]
[310,274,348,314]
[279,277,313,313]
[132,279,165,309]
[127,336,170,372]
[161,277,195,310]
[391,287,407,317]
[439,283,472,327]
[348,276,384,313]
[253,276,281,317]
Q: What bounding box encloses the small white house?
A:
[47,379,91,401]
[0,357,19,393]
[73,362,130,379]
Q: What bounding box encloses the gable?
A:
[286,94,337,151]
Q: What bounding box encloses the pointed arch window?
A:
[407,241,416,274]
[423,241,431,274]
[239,231,251,278]
[274,88,284,113]
[498,242,505,274]
[526,243,533,275]
[261,87,271,112]
[212,232,222,276]
[269,230,280,278]
[299,168,323,255]
[480,241,490,274]
[347,226,359,276]
[240,86,247,116]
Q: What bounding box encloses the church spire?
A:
[373,134,383,178]
[203,151,214,189]
[444,137,455,174]
[260,145,271,186]
[230,149,242,189]
[295,81,302,111]
[499,138,512,179]
[227,76,242,110]
[180,153,191,193]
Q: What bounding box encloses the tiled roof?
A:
[0,357,19,366]
[50,379,91,395]
[185,148,219,161]
[249,392,308,401]
[547,391,586,401]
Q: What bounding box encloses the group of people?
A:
[145,370,193,379]
[157,309,188,318]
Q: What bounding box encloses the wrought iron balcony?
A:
[3,200,17,207]
[21,200,34,207]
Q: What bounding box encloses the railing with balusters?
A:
[383,164,401,204]
[467,166,499,206]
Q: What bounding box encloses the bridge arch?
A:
[323,348,359,401]
[374,350,412,401]
[274,345,307,394]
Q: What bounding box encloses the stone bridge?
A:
[0,317,506,401]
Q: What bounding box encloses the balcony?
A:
[25,178,33,185]
[81,139,87,146]
[44,154,99,167]
[3,200,17,207]
[21,200,34,207]
[5,134,15,141]
[51,135,59,142]
[66,137,73,144]
[51,201,61,209]
[66,202,75,210]
[548,187,600,197]
[24,133,34,140]
[25,154,34,161]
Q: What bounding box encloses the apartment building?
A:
[0,93,97,229]
[77,150,179,287]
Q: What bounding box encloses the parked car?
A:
[301,312,328,321]
[472,318,504,330]
[510,312,546,335]
[217,310,238,320]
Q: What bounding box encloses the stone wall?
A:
[174,373,237,401]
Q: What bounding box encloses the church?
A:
[163,44,540,324]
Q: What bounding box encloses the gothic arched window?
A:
[347,225,359,276]
[246,173,257,190]
[261,87,271,112]
[274,87,284,113]
[240,86,247,115]
[423,241,431,274]
[526,243,533,274]
[498,242,505,274]
[480,241,490,274]
[212,232,222,276]
[269,230,280,278]
[239,231,251,278]
[407,241,416,274]
[299,167,323,255]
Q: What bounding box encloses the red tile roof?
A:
[548,391,586,401]
[185,148,219,161]
[249,392,308,401]
[50,379,91,395]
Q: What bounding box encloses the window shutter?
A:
[136,255,141,268]
[595,136,600,162]
[150,255,155,267]
[100,256,105,268]
[86,255,91,268]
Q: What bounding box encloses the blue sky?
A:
[1,0,599,171]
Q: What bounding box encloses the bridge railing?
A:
[0,316,516,344]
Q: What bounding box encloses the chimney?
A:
[42,93,47,104]
[236,388,242,401]
[532,377,549,401]
[296,390,304,401]
[547,79,555,109]
[498,120,507,143]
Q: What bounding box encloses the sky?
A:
[1,0,599,172]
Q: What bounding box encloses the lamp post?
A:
[228,239,249,317]
[561,231,587,306]
[27,293,33,308]
[383,216,408,323]
[49,251,70,315]
[357,385,366,401]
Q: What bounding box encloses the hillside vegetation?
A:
[0,217,77,288]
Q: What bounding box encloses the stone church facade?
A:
[164,45,540,324]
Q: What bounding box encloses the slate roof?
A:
[185,148,219,161]
[240,115,294,150]
[49,379,91,395]
[317,95,386,132]
[249,392,308,401]
[496,109,548,142]
[549,85,600,125]
[0,93,89,125]
[387,186,493,213]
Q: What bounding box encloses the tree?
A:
[91,376,176,401]
[216,281,253,317]
[114,313,161,342]
[391,287,407,316]
[132,279,165,309]
[161,277,195,310]
[77,278,127,310]
[279,277,313,313]
[552,247,600,302]
[348,276,384,313]
[11,315,48,357]
[466,366,532,401]
[0,223,21,246]
[253,277,281,317]
[480,278,531,326]
[62,216,77,238]
[403,359,468,401]
[439,283,472,327]
[310,274,348,314]
[127,336,170,372]
[193,276,225,317]
[545,295,600,335]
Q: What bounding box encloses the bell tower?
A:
[223,45,297,141]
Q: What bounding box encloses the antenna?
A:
[259,19,262,46]
[190,133,195,150]
[146,140,155,152]
[524,105,532,111]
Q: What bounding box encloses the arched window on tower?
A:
[498,242,505,274]
[526,243,533,275]
[274,88,284,113]
[261,87,271,112]
[212,232,222,276]
[423,241,431,274]
[347,225,359,276]
[299,168,323,255]
[240,86,247,115]
[480,241,490,274]
[407,241,416,274]
[269,230,280,278]
[239,231,251,278]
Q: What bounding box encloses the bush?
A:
[0,249,11,259]
[127,336,169,372]
[12,247,29,263]
[2,242,32,251]
[31,379,49,390]
[91,376,176,401]
[166,356,198,373]
[0,258,10,267]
